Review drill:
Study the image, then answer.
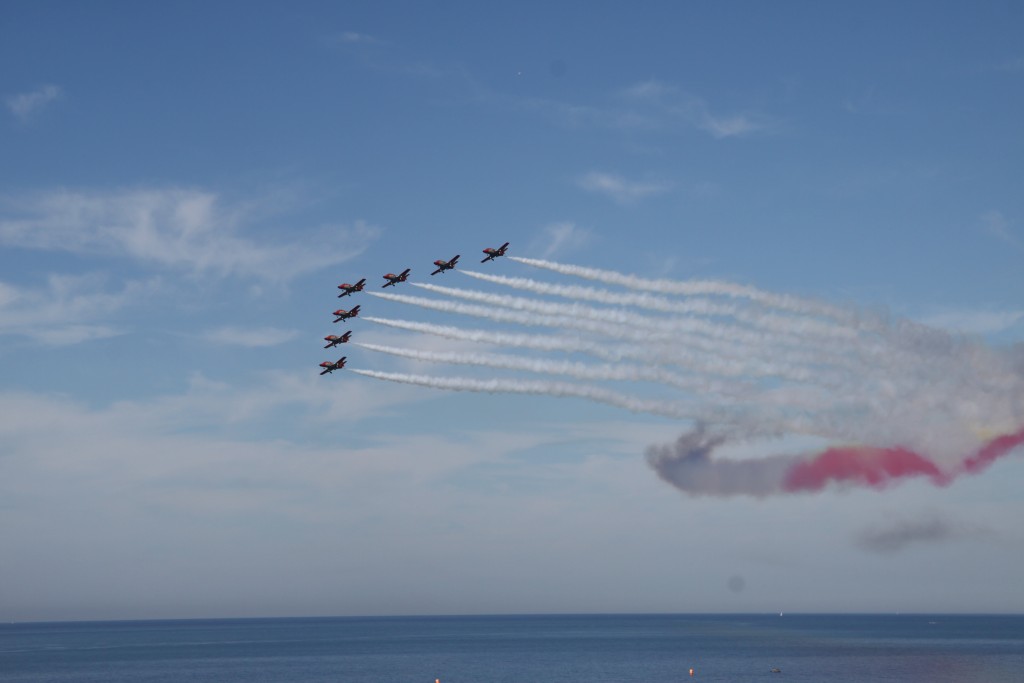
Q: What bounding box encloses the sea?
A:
[1,613,1022,683]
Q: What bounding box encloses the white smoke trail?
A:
[354,341,751,397]
[404,283,1010,438]
[363,316,811,382]
[350,368,704,420]
[411,280,825,354]
[419,278,917,385]
[363,316,623,359]
[507,256,958,362]
[476,267,942,383]
[354,256,1024,480]
[350,369,827,441]
[367,293,840,384]
[360,342,863,431]
[461,269,856,343]
[508,255,853,322]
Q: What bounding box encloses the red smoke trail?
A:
[960,426,1024,474]
[782,427,1024,493]
[783,445,948,492]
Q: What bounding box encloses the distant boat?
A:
[770,667,782,674]
[779,611,784,617]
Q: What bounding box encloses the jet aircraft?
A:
[319,356,347,375]
[337,279,366,297]
[431,254,460,275]
[333,305,360,323]
[382,269,411,287]
[481,242,510,263]
[323,331,352,348]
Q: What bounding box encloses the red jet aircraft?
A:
[319,356,347,375]
[382,269,411,287]
[333,305,360,323]
[431,254,460,275]
[337,278,366,297]
[481,242,509,263]
[323,331,352,348]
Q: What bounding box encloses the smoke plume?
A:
[351,256,1024,497]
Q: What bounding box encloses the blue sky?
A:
[2,1,1023,621]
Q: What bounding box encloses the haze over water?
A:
[3,614,1023,683]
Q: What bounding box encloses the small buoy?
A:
[689,668,694,676]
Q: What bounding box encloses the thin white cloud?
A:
[856,514,988,554]
[0,381,693,620]
[576,171,671,204]
[995,56,1024,72]
[201,326,299,348]
[0,188,380,281]
[507,78,765,140]
[0,273,155,345]
[980,210,1023,253]
[619,80,677,101]
[618,79,765,139]
[331,29,447,78]
[338,31,381,44]
[6,84,62,121]
[918,308,1024,336]
[532,222,592,259]
[696,113,759,139]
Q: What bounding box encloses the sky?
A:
[2,1,1023,621]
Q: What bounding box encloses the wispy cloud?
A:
[619,80,677,101]
[0,188,380,281]
[576,171,671,204]
[994,56,1024,73]
[0,273,157,345]
[509,79,766,140]
[338,30,382,45]
[856,514,987,554]
[980,210,1023,253]
[330,29,447,78]
[532,222,592,259]
[617,79,765,139]
[918,308,1024,336]
[201,326,299,348]
[6,84,62,121]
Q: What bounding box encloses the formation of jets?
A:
[319,242,509,375]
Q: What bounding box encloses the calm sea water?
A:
[1,614,1022,683]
